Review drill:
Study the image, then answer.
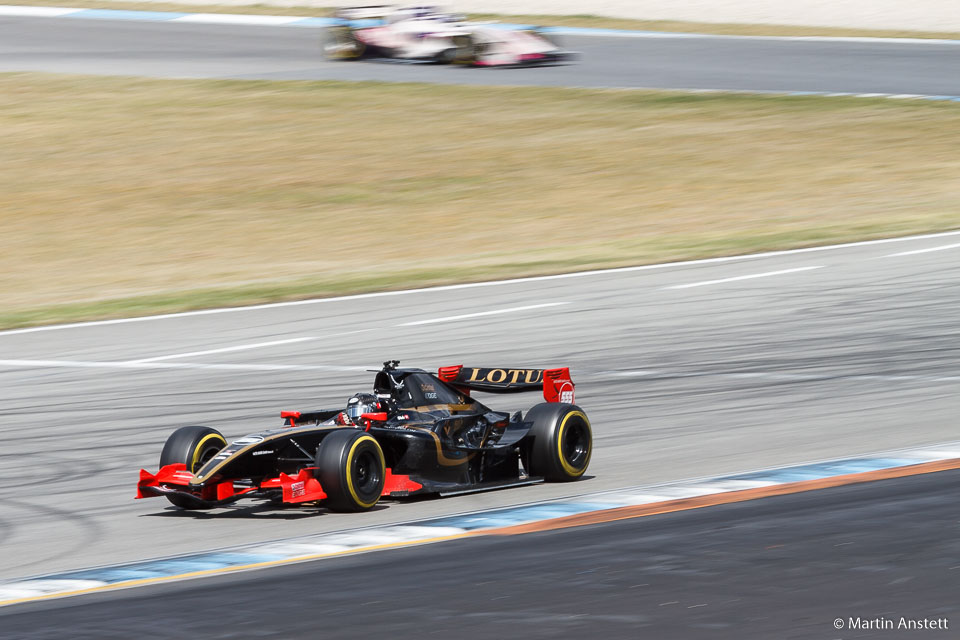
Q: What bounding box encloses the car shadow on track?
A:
[140,502,391,520]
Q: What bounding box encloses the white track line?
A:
[3,358,956,383]
[0,359,366,372]
[885,242,960,257]
[0,6,80,16]
[173,13,306,25]
[128,336,319,363]
[399,302,568,326]
[564,31,960,45]
[665,266,823,290]
[2,230,959,338]
[605,368,960,384]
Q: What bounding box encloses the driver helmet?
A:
[411,6,437,17]
[346,393,381,422]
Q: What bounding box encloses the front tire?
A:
[159,425,227,509]
[449,34,478,64]
[315,430,385,512]
[524,403,592,481]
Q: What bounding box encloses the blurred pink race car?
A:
[324,5,577,66]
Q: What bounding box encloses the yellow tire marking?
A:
[191,434,226,473]
[556,410,591,477]
[345,435,385,509]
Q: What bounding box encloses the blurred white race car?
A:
[324,5,576,66]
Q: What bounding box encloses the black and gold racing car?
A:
[137,360,592,512]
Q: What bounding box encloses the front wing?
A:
[136,463,429,507]
[136,463,539,507]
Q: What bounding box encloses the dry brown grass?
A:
[10,1,960,39]
[2,73,959,327]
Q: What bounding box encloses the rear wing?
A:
[437,365,575,404]
[333,5,394,20]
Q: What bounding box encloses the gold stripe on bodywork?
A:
[409,404,474,413]
[193,425,344,482]
[406,427,476,467]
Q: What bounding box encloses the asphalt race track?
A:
[2,12,960,629]
[1,233,960,581]
[3,467,958,639]
[1,16,960,94]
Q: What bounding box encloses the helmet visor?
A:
[346,402,375,420]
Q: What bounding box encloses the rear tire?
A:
[159,426,227,509]
[324,26,365,60]
[524,403,592,481]
[315,430,385,512]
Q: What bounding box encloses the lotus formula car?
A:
[137,361,592,512]
[323,5,576,66]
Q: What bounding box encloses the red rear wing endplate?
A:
[437,365,574,404]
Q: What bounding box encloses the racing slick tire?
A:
[323,26,365,60]
[158,425,227,509]
[524,403,592,482]
[315,429,385,512]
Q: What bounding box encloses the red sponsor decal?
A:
[290,481,305,499]
[542,368,575,403]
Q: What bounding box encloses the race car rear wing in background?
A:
[437,366,575,404]
[333,5,393,20]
